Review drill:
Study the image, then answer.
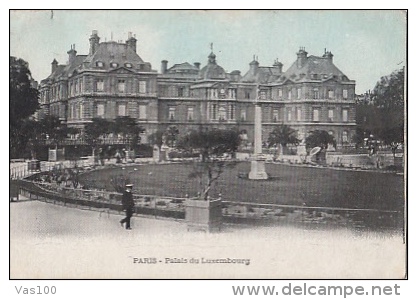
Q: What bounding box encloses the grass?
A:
[79,162,404,211]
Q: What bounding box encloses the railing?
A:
[13,179,403,232]
[15,179,186,220]
[39,137,135,146]
[10,159,93,179]
[221,201,403,232]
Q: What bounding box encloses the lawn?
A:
[79,162,405,211]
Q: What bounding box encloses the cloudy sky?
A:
[10,10,406,94]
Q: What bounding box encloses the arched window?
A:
[342,131,348,143]
[219,106,227,120]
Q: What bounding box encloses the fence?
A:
[221,201,403,232]
[15,179,186,220]
[10,159,94,180]
[13,179,403,232]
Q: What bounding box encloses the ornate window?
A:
[219,106,227,120]
[313,88,319,99]
[118,104,126,116]
[328,109,334,122]
[342,109,348,122]
[211,104,217,120]
[118,80,125,93]
[139,104,147,119]
[97,103,105,117]
[139,81,147,94]
[169,107,176,121]
[229,104,235,120]
[296,108,302,121]
[342,131,349,143]
[313,108,319,122]
[240,109,246,121]
[178,87,184,97]
[273,109,279,122]
[343,89,348,99]
[96,79,104,92]
[287,108,292,121]
[79,103,84,119]
[187,107,194,121]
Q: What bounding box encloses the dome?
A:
[199,52,226,79]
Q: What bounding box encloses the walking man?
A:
[120,184,134,230]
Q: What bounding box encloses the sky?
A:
[10,10,406,94]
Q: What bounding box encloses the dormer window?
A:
[125,63,132,68]
[110,62,118,68]
[96,61,104,67]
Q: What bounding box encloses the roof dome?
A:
[199,52,226,79]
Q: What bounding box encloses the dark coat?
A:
[122,190,134,210]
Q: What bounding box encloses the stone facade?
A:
[39,32,356,146]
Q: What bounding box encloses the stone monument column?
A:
[249,85,268,180]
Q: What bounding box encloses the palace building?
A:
[38,31,356,146]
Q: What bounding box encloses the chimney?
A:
[161,60,168,74]
[194,62,201,70]
[249,55,259,76]
[322,48,334,63]
[230,70,241,82]
[51,59,58,74]
[273,58,283,73]
[126,32,137,53]
[296,47,308,68]
[89,30,100,55]
[67,44,77,65]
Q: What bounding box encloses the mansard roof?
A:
[161,62,200,79]
[42,55,87,83]
[168,62,199,73]
[281,55,350,83]
[241,66,282,83]
[83,41,148,71]
[41,40,156,85]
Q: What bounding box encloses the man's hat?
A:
[126,184,133,187]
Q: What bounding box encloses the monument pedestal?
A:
[185,198,222,233]
[248,155,268,180]
[248,98,268,180]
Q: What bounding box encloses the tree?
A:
[164,126,179,147]
[84,118,112,160]
[39,116,75,149]
[10,57,40,158]
[362,68,405,146]
[110,174,131,193]
[267,124,300,154]
[176,128,241,200]
[112,116,145,151]
[12,119,41,159]
[305,130,336,151]
[148,129,164,149]
[9,57,39,125]
[148,126,179,149]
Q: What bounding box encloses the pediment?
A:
[322,76,339,84]
[211,82,230,89]
[108,67,136,74]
